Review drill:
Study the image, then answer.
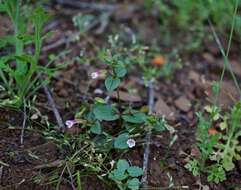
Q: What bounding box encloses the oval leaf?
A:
[105,76,120,92]
[117,159,129,172]
[127,166,143,177]
[114,133,129,149]
[93,104,119,121]
[127,178,140,190]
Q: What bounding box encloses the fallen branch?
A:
[12,142,54,154]
[54,0,117,12]
[142,81,154,188]
[42,37,68,52]
[34,159,64,169]
[43,85,65,131]
[42,14,108,52]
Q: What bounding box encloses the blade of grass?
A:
[76,171,83,190]
[0,69,13,95]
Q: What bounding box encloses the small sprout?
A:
[127,139,136,148]
[152,55,166,66]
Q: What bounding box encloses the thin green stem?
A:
[226,0,239,58]
[208,0,241,102]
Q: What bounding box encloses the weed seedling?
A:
[186,103,241,183]
[42,36,170,189]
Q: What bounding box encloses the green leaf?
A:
[117,159,129,172]
[93,104,119,121]
[90,122,102,134]
[184,159,200,177]
[222,157,234,171]
[15,54,34,64]
[105,76,120,91]
[231,102,241,129]
[30,7,49,30]
[109,169,127,181]
[207,165,226,183]
[94,134,113,152]
[17,34,34,43]
[94,97,106,104]
[122,111,146,124]
[127,166,143,177]
[127,178,140,190]
[14,54,34,76]
[114,65,127,77]
[0,4,7,13]
[153,117,167,132]
[114,133,129,149]
[0,36,15,49]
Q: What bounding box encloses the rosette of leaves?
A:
[108,159,143,190]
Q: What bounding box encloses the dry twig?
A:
[142,81,154,188]
[43,85,65,131]
[20,101,27,145]
[55,0,117,12]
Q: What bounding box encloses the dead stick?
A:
[42,37,68,52]
[43,85,65,131]
[142,80,154,188]
[66,162,76,190]
[55,0,117,11]
[20,101,27,145]
[42,14,106,52]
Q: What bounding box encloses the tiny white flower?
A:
[90,72,99,79]
[101,173,107,177]
[94,88,103,94]
[110,160,115,167]
[127,139,136,148]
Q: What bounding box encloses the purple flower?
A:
[65,119,77,128]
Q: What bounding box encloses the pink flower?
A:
[90,70,107,80]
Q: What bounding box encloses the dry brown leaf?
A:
[110,91,141,102]
[154,98,175,121]
[174,96,192,112]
